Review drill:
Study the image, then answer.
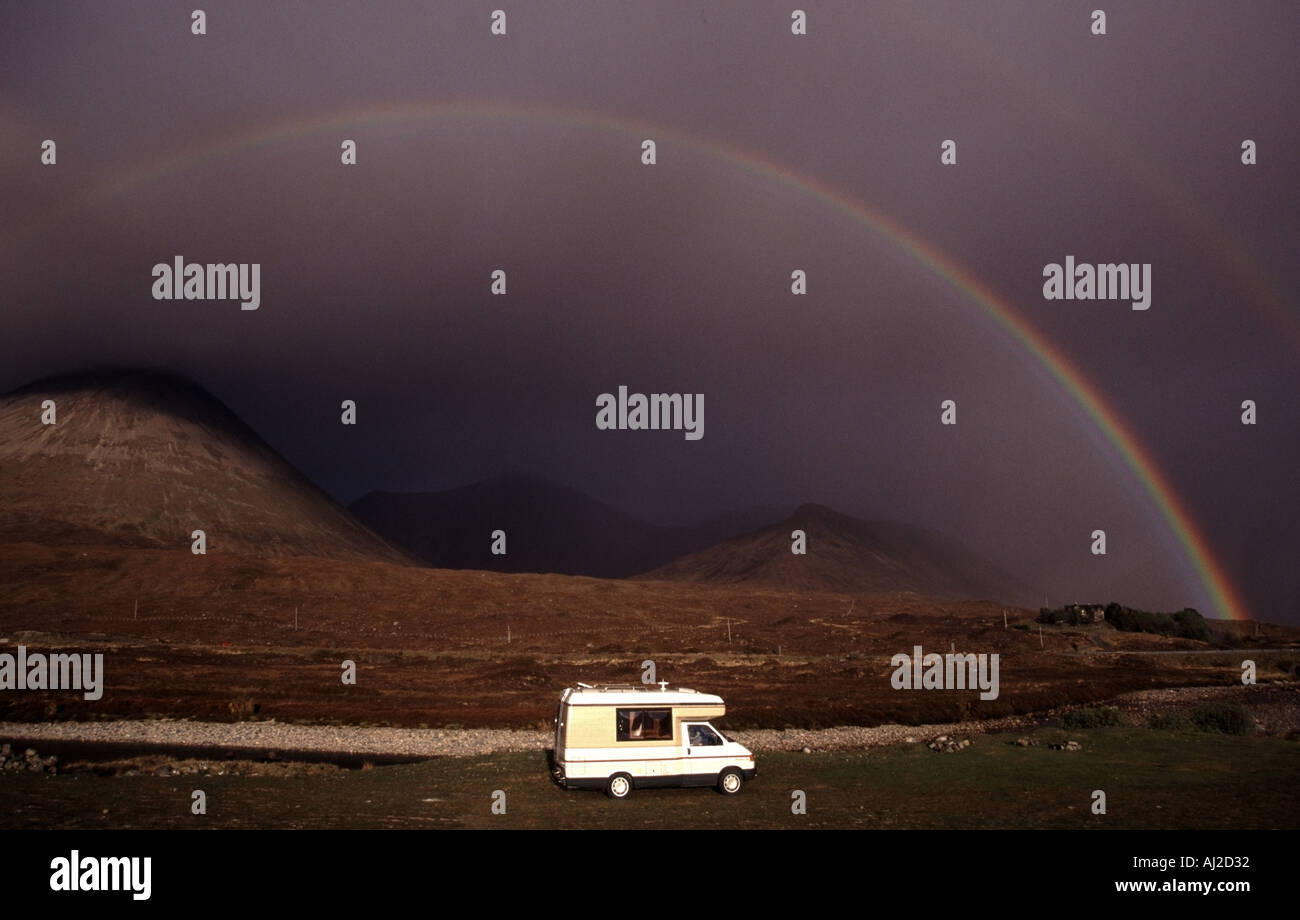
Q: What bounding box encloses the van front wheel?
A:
[605,773,633,799]
[717,768,744,795]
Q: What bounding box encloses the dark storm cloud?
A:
[1,1,1296,621]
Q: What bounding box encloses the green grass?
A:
[1149,702,1254,735]
[3,727,1296,829]
[1185,702,1253,735]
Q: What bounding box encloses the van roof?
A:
[562,685,724,707]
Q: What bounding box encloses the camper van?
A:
[551,683,756,798]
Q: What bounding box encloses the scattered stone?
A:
[927,736,971,753]
[801,746,812,754]
[0,744,60,774]
[1050,740,1083,752]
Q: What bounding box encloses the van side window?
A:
[616,708,673,741]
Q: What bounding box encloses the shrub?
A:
[1061,706,1125,729]
[1215,630,1245,649]
[1171,608,1212,642]
[1103,603,1211,641]
[1147,711,1192,731]
[1039,607,1076,625]
[1187,702,1252,735]
[1105,603,1157,633]
[1037,605,1103,626]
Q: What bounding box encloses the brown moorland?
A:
[2,542,1294,729]
[2,372,1294,731]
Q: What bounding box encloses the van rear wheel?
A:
[717,768,744,795]
[605,773,633,799]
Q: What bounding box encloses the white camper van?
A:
[551,683,756,798]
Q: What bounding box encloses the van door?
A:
[683,722,726,784]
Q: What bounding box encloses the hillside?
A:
[0,370,409,562]
[642,502,1037,606]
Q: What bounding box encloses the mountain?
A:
[350,475,782,577]
[0,370,409,562]
[0,369,1036,602]
[642,502,1037,605]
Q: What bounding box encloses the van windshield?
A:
[688,724,724,746]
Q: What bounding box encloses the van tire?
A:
[716,768,744,795]
[605,773,633,799]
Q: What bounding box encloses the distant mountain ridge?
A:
[0,370,410,562]
[1,370,1038,605]
[350,475,782,578]
[642,502,1038,605]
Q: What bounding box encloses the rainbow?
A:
[16,100,1254,620]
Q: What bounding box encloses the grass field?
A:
[6,726,1296,830]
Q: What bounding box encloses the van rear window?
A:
[616,708,673,741]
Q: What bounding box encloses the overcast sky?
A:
[2,1,1296,622]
